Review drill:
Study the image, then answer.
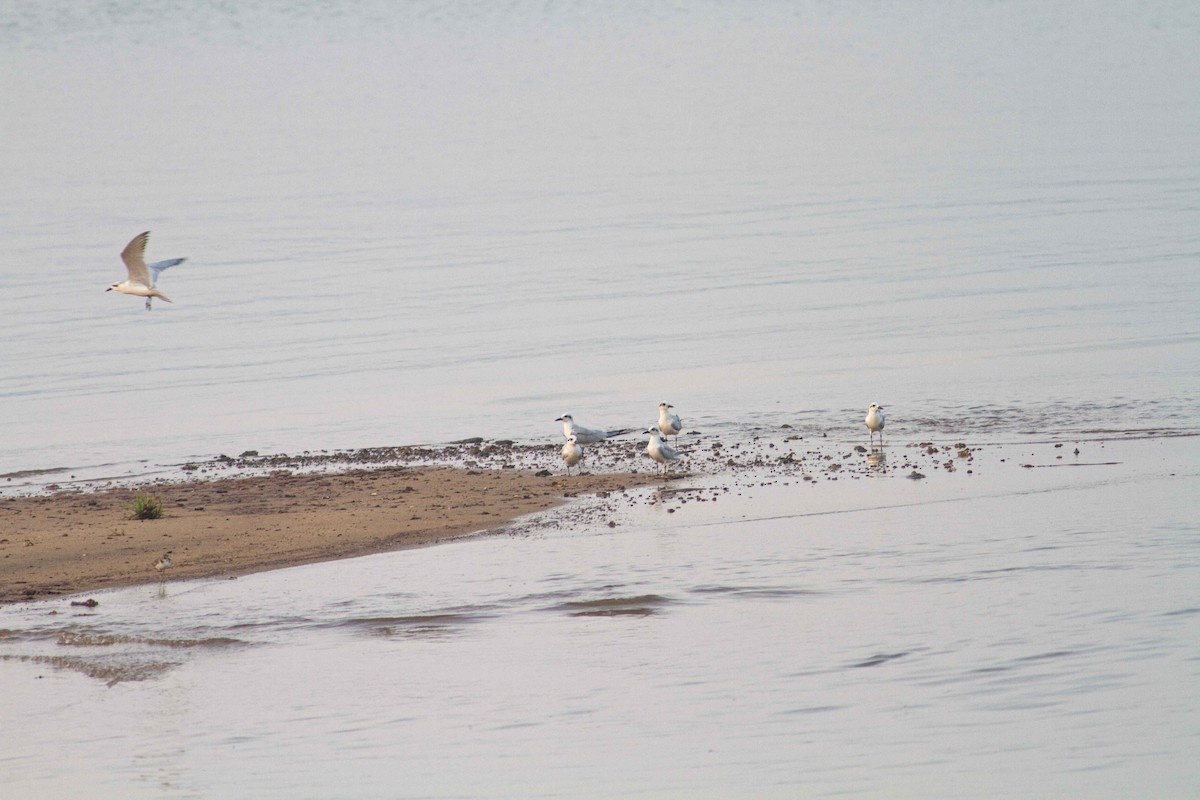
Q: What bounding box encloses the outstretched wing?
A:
[120,231,152,287]
[148,257,186,287]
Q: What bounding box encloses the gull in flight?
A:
[865,403,886,448]
[561,435,583,475]
[555,414,634,444]
[644,428,683,477]
[107,231,187,310]
[657,402,682,443]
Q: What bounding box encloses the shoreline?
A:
[6,429,1190,606]
[0,465,656,605]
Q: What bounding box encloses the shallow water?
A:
[2,1,1200,796]
[2,435,1198,798]
[2,0,1198,482]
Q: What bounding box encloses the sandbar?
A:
[0,466,653,604]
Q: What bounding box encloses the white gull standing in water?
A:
[865,403,886,448]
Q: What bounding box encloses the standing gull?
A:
[561,435,583,475]
[555,414,634,444]
[644,428,683,477]
[865,403,886,448]
[153,551,173,596]
[107,231,187,310]
[657,402,682,443]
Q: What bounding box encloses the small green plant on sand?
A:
[129,491,164,521]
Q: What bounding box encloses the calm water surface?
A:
[2,1,1199,796]
[1,0,1197,478]
[2,434,1198,798]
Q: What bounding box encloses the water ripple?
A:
[546,594,673,618]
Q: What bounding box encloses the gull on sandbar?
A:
[561,435,583,474]
[657,402,682,442]
[555,414,610,444]
[644,428,683,477]
[865,403,886,448]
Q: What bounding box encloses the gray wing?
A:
[148,257,186,286]
[120,231,152,287]
[573,426,608,444]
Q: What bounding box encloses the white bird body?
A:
[561,436,583,474]
[555,414,610,444]
[154,552,173,575]
[865,403,886,448]
[644,428,682,476]
[657,402,682,440]
[108,231,187,310]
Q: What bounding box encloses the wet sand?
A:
[0,466,654,604]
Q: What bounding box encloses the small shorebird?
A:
[555,414,619,444]
[865,403,886,448]
[107,231,187,310]
[561,435,583,475]
[644,428,683,477]
[154,551,173,580]
[657,402,682,443]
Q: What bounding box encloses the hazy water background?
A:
[2,1,1200,797]
[2,0,1198,480]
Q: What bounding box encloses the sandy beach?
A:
[0,465,654,604]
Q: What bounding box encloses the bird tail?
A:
[151,289,173,303]
[604,428,638,438]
